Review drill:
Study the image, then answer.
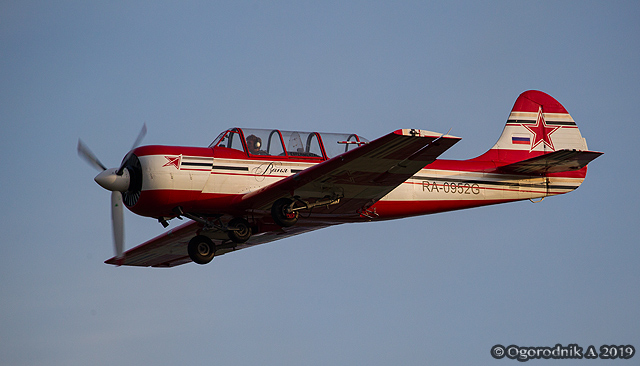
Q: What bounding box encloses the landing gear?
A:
[173,206,254,244]
[271,198,299,227]
[227,217,252,243]
[188,235,215,265]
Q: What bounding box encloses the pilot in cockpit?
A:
[246,134,266,155]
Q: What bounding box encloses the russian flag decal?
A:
[512,135,530,145]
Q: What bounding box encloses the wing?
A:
[237,129,461,215]
[499,149,603,175]
[105,220,334,267]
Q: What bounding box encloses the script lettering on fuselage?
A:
[251,162,289,181]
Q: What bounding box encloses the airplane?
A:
[78,90,602,267]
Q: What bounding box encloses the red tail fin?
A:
[478,90,591,165]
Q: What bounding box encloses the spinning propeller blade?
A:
[111,191,124,261]
[131,123,147,151]
[118,123,147,175]
[77,139,107,171]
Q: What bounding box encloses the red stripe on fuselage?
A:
[130,190,242,217]
[133,145,214,157]
[370,199,515,219]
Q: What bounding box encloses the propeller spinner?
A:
[77,124,147,262]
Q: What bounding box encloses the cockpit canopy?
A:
[210,128,369,160]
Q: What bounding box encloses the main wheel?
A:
[227,217,252,243]
[271,197,299,227]
[188,235,215,265]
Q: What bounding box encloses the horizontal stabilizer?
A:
[498,149,603,175]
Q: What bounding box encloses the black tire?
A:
[188,235,215,265]
[227,217,252,243]
[271,197,299,227]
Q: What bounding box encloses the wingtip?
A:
[104,255,125,266]
[394,129,461,139]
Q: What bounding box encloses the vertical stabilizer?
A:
[488,90,588,162]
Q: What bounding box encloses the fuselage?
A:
[124,128,586,224]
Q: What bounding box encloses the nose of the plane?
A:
[94,167,131,192]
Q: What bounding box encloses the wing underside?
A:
[105,220,333,267]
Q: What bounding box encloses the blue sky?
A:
[1,1,638,365]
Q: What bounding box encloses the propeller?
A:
[77,124,147,262]
[117,123,147,175]
[77,139,107,171]
[111,191,124,259]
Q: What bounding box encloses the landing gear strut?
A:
[172,206,253,244]
[271,196,342,227]
[188,235,215,265]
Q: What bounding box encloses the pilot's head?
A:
[246,135,262,154]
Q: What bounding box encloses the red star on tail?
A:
[522,106,560,151]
